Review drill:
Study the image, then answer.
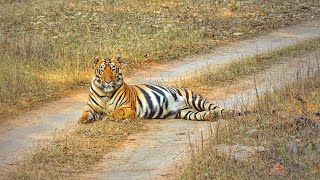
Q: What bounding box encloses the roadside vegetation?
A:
[8,119,144,179]
[1,0,320,121]
[178,66,320,179]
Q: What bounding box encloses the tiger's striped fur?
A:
[79,56,236,124]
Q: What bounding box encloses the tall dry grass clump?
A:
[179,65,320,179]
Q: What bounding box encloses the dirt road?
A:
[0,19,320,177]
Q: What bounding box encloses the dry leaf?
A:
[311,163,320,174]
[270,162,285,175]
[176,132,186,135]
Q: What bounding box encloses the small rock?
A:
[233,32,243,36]
[287,143,300,154]
[213,144,266,161]
[245,128,258,135]
[122,119,129,124]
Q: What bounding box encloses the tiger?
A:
[79,55,240,124]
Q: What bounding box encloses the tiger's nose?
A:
[105,80,112,84]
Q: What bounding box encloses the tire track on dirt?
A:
[0,19,320,174]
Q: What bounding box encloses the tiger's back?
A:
[107,84,188,119]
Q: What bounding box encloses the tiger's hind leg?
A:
[178,107,243,121]
[178,89,248,120]
[177,108,217,121]
[199,100,245,119]
[183,90,236,118]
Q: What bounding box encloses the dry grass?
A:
[1,0,319,121]
[178,67,320,179]
[7,119,144,179]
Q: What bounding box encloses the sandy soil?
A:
[0,19,320,178]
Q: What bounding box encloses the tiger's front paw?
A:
[78,112,94,124]
[111,108,136,121]
[111,109,126,121]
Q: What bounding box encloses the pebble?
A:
[288,143,300,154]
[233,32,243,36]
[213,144,266,161]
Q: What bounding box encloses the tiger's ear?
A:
[116,54,124,64]
[113,54,125,67]
[94,56,103,65]
[93,56,106,69]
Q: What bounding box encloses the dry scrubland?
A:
[179,68,320,179]
[1,0,320,119]
[6,38,320,179]
[1,0,320,179]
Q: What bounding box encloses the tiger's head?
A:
[93,55,124,93]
